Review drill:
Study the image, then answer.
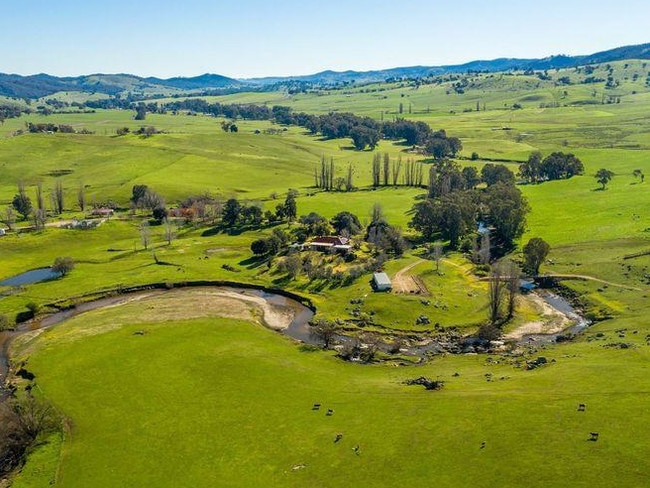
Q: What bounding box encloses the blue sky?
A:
[3,0,650,78]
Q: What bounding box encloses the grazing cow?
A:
[334,433,343,443]
[353,445,360,455]
[590,432,599,441]
[578,403,586,411]
[326,409,334,416]
[480,441,486,449]
[312,403,321,411]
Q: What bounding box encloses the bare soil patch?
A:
[392,259,429,295]
[504,294,572,340]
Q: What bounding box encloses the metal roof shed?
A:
[372,272,392,291]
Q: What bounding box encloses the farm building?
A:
[0,228,5,236]
[308,236,352,254]
[90,207,114,218]
[372,272,392,291]
[519,279,536,293]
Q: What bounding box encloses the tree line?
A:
[159,99,462,157]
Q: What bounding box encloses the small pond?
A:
[0,268,62,287]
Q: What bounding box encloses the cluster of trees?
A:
[365,204,406,256]
[223,191,297,229]
[133,126,161,137]
[161,99,461,156]
[220,120,238,132]
[518,151,584,183]
[7,180,73,230]
[250,228,290,256]
[0,104,24,123]
[24,122,93,134]
[331,157,513,197]
[485,259,521,328]
[314,157,355,191]
[222,198,262,227]
[371,153,424,188]
[131,185,166,219]
[410,162,529,253]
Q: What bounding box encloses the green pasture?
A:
[0,112,425,208]
[10,300,650,488]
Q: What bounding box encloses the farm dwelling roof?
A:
[309,236,349,247]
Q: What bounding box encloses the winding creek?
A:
[0,286,314,399]
[0,285,589,401]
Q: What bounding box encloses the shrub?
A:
[0,395,59,476]
[477,324,502,341]
[52,256,75,276]
[0,314,11,331]
[26,302,40,317]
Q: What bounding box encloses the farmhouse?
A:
[372,272,392,291]
[308,236,352,254]
[90,207,114,218]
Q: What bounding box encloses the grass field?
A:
[2,61,650,486]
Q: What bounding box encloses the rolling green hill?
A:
[2,49,650,488]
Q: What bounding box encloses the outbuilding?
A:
[372,272,392,292]
[519,279,536,293]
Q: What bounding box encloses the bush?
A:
[0,314,11,331]
[52,256,75,276]
[26,302,40,317]
[477,324,502,341]
[0,395,59,476]
[152,206,168,223]
[251,238,269,255]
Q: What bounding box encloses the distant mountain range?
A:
[246,42,650,85]
[2,42,649,99]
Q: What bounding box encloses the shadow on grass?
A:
[239,256,269,269]
[271,275,293,287]
[138,260,183,268]
[154,260,181,267]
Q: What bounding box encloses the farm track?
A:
[545,273,643,291]
[392,259,429,295]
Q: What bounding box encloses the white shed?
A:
[372,272,392,291]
